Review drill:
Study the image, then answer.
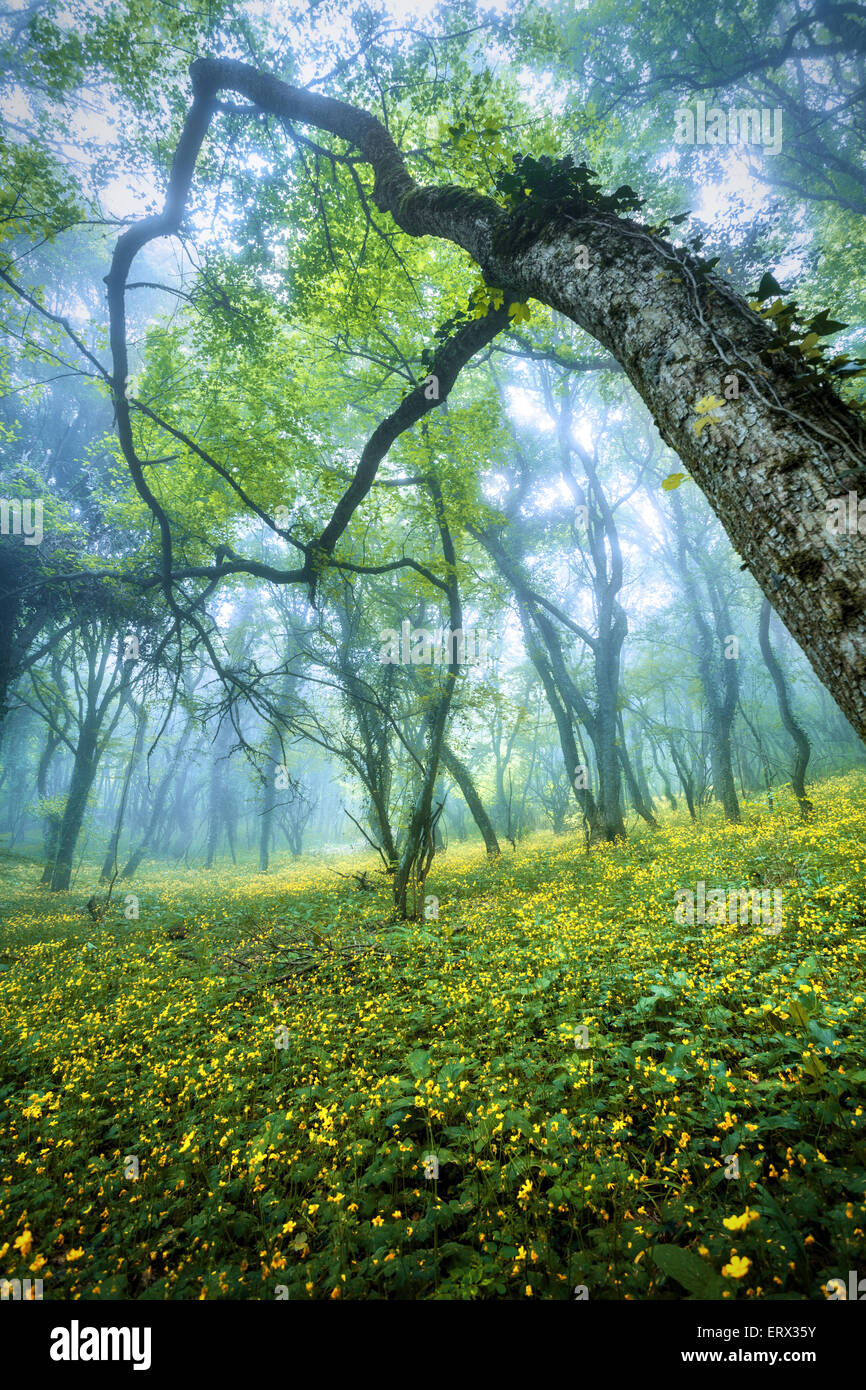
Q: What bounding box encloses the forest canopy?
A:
[1,0,865,1324]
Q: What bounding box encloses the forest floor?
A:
[1,774,865,1300]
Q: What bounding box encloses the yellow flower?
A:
[722,1208,759,1232]
[66,1247,85,1261]
[722,1255,751,1279]
[722,1212,750,1234]
[13,1230,33,1259]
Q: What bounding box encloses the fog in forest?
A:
[1,0,865,1328]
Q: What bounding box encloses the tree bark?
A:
[100,704,148,881]
[392,476,461,918]
[121,721,193,876]
[441,742,501,857]
[616,715,659,828]
[110,57,866,743]
[758,597,813,816]
[50,721,98,891]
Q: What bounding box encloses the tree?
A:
[758,596,813,817]
[21,616,139,889]
[91,56,866,750]
[666,490,741,822]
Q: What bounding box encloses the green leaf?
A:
[755,271,784,302]
[808,311,848,336]
[407,1048,431,1079]
[786,1000,809,1028]
[652,1245,725,1297]
[661,472,687,490]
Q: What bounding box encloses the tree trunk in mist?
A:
[224,797,237,864]
[650,739,677,809]
[40,818,60,886]
[476,524,621,842]
[258,723,282,872]
[100,707,148,881]
[616,714,658,828]
[518,607,603,842]
[758,597,813,816]
[392,477,459,918]
[50,720,98,891]
[441,743,500,857]
[668,735,697,821]
[118,59,866,747]
[121,724,192,877]
[670,497,741,822]
[708,720,741,822]
[205,727,230,869]
[37,726,61,885]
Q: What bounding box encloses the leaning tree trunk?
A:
[121,724,192,877]
[758,597,813,817]
[204,754,222,869]
[441,742,501,858]
[519,610,604,842]
[668,735,697,821]
[112,58,866,743]
[616,713,658,828]
[100,705,148,881]
[50,722,98,891]
[649,738,677,809]
[476,525,619,841]
[258,722,282,873]
[392,475,459,918]
[670,494,741,822]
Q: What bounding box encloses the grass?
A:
[1,773,865,1300]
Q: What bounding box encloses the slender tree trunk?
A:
[650,739,677,809]
[392,476,459,917]
[116,60,866,743]
[100,708,148,880]
[205,749,223,869]
[259,724,281,873]
[121,726,192,877]
[668,735,697,821]
[50,723,98,891]
[758,597,813,816]
[441,743,501,857]
[616,723,658,828]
